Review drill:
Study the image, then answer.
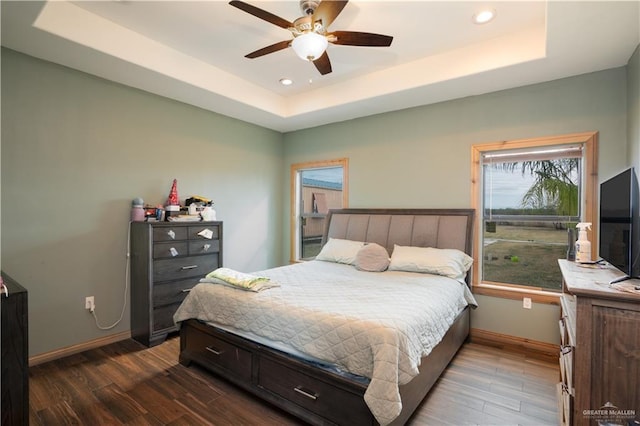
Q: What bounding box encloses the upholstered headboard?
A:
[322,208,475,257]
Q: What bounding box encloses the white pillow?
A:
[354,243,390,272]
[315,238,365,265]
[388,245,473,280]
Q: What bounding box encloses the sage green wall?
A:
[628,45,640,170]
[1,44,635,356]
[283,67,629,345]
[1,48,284,357]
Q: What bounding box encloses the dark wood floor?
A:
[29,336,559,425]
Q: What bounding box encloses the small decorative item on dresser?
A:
[131,198,145,222]
[165,179,181,221]
[164,205,180,221]
[201,205,217,221]
[166,178,179,206]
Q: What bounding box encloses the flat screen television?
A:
[599,167,640,282]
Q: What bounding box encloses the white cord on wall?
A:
[90,222,131,330]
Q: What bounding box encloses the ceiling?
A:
[1,1,639,132]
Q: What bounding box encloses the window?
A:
[471,132,598,301]
[290,159,348,262]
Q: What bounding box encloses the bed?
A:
[175,208,476,425]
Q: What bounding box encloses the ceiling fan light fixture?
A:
[291,32,328,61]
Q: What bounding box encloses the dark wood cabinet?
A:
[558,260,640,426]
[130,221,222,347]
[1,272,28,426]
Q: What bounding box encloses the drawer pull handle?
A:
[203,244,211,251]
[181,288,192,293]
[181,265,198,270]
[167,230,176,240]
[206,346,223,356]
[293,387,318,400]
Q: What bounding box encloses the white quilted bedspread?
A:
[174,261,477,425]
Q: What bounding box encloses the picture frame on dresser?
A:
[130,221,223,347]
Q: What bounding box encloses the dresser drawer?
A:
[153,303,181,332]
[557,382,572,426]
[188,240,220,256]
[258,357,371,425]
[153,241,188,259]
[153,255,219,282]
[559,346,573,394]
[559,317,568,347]
[188,225,220,240]
[153,278,198,307]
[153,226,188,242]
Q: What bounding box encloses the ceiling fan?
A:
[229,0,393,75]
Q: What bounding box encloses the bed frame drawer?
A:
[181,322,252,382]
[258,356,372,425]
[180,307,471,426]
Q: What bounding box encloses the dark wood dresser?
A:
[130,221,222,347]
[1,272,28,426]
[558,259,640,425]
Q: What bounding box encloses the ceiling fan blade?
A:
[329,31,393,47]
[229,1,294,29]
[245,40,291,59]
[313,51,332,75]
[313,0,348,29]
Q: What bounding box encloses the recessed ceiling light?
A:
[279,78,293,86]
[473,9,496,25]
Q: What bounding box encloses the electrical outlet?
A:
[523,297,532,309]
[85,296,95,312]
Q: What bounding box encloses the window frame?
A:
[471,132,598,303]
[290,158,349,263]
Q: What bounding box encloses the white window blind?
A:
[483,144,582,222]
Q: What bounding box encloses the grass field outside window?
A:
[482,223,572,291]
